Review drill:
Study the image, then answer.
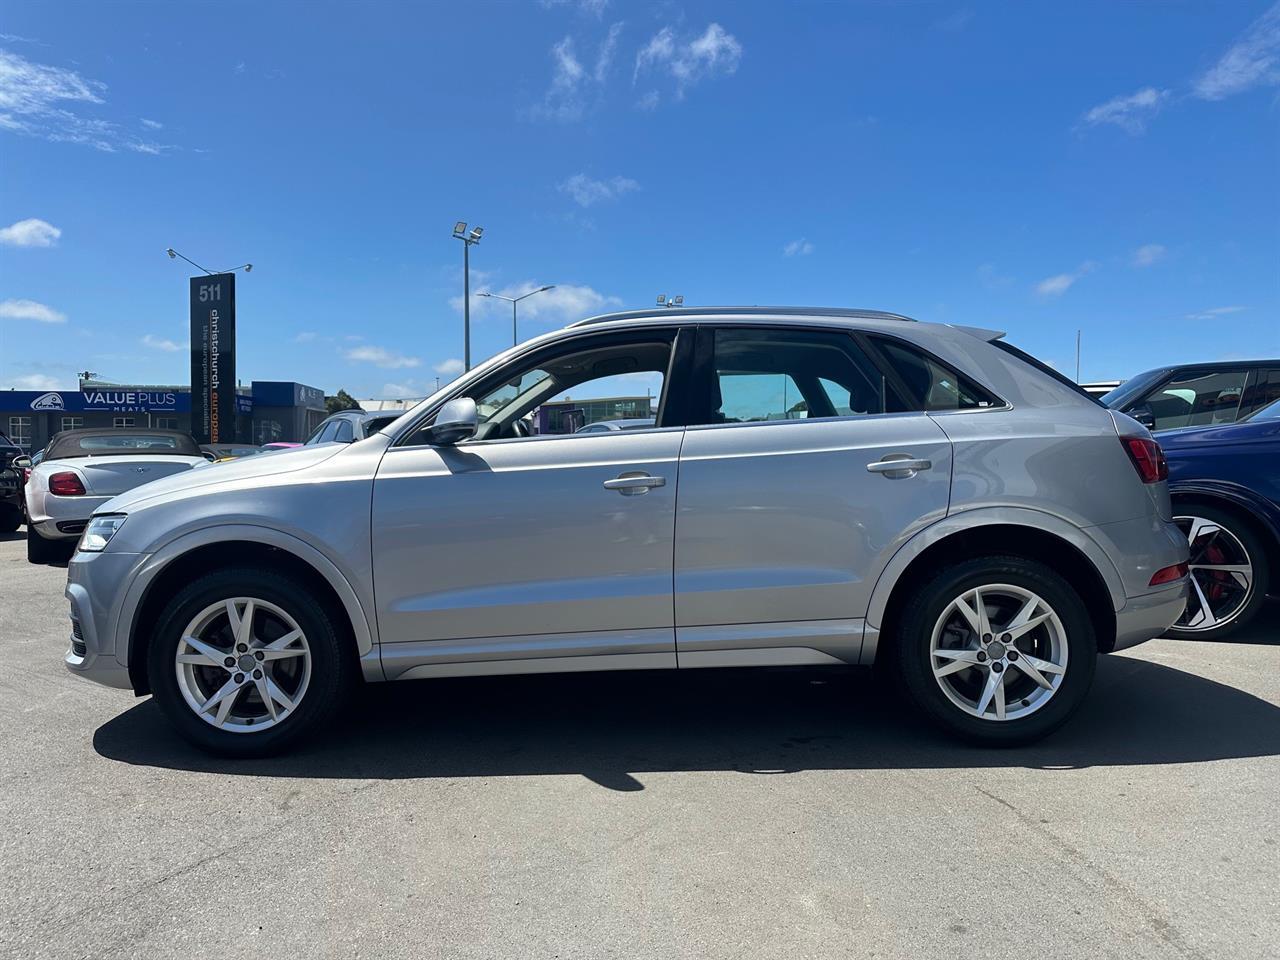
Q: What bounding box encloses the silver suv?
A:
[64,307,1188,755]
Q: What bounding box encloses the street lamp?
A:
[656,294,684,308]
[479,285,556,346]
[452,222,484,371]
[166,248,253,275]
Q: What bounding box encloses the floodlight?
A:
[453,221,467,236]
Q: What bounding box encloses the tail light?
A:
[49,471,86,496]
[1120,436,1168,484]
[1149,562,1188,586]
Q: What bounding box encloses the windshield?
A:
[1099,368,1167,408]
[47,431,202,459]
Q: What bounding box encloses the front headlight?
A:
[79,514,127,553]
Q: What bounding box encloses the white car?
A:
[21,429,206,563]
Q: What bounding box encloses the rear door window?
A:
[694,328,897,425]
[333,420,355,443]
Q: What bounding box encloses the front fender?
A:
[113,524,377,667]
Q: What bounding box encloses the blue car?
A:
[1158,397,1280,639]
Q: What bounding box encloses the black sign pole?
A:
[189,273,237,444]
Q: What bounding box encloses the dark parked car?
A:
[0,430,23,532]
[1159,397,1280,639]
[304,410,400,445]
[1102,360,1280,433]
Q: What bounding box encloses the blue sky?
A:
[1,0,1277,399]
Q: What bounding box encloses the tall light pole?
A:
[166,248,253,275]
[452,222,484,371]
[479,285,556,347]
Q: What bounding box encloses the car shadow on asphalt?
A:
[93,648,1280,791]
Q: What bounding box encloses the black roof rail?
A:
[567,306,918,328]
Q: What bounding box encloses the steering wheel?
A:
[510,418,531,439]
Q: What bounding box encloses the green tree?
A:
[325,389,362,414]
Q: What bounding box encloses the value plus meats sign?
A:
[189,273,236,444]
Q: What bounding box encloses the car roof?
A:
[569,305,918,328]
[1137,359,1280,375]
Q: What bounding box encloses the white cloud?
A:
[0,217,60,247]
[344,345,422,369]
[1034,261,1098,297]
[1080,87,1169,134]
[1195,3,1280,100]
[434,358,465,376]
[539,0,609,15]
[634,22,742,105]
[1186,305,1246,321]
[783,238,814,257]
[294,331,318,342]
[381,381,421,399]
[141,333,181,352]
[10,373,62,390]
[453,281,622,326]
[0,49,169,153]
[0,297,65,323]
[533,24,623,121]
[1132,243,1167,267]
[559,172,640,207]
[140,117,163,129]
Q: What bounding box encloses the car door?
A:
[371,327,691,678]
[673,324,954,666]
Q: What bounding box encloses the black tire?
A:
[147,567,354,757]
[895,555,1097,746]
[26,527,65,563]
[0,505,20,534]
[1168,503,1272,641]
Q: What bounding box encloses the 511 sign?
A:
[189,272,237,444]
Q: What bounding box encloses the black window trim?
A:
[392,325,692,448]
[858,331,1007,415]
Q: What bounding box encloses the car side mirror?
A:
[1131,406,1156,430]
[11,455,31,469]
[427,398,478,446]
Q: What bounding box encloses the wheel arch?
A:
[1169,481,1280,578]
[864,510,1122,663]
[121,526,378,694]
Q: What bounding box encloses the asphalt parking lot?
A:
[1,533,1278,960]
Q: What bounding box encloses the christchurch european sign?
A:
[189,273,237,444]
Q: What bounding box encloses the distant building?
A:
[536,395,654,434]
[0,379,327,451]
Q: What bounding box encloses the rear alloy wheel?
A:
[148,568,352,756]
[897,556,1096,745]
[1168,507,1270,641]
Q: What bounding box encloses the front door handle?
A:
[867,457,932,478]
[603,473,666,496]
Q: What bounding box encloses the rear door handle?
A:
[603,473,666,495]
[867,457,932,477]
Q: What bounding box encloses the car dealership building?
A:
[0,379,327,452]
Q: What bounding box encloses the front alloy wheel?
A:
[175,598,312,732]
[148,567,351,756]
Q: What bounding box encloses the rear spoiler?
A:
[950,325,1006,341]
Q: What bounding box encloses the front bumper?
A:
[64,549,143,691]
